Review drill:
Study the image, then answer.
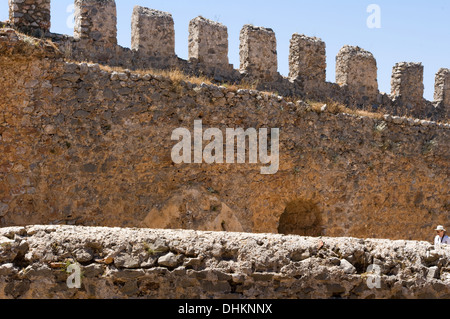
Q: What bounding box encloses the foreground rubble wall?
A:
[0,225,449,299]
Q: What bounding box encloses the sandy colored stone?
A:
[336,45,378,104]
[434,68,450,106]
[289,33,326,85]
[74,0,117,45]
[239,24,278,80]
[391,62,424,106]
[188,16,229,67]
[131,6,175,62]
[8,0,50,36]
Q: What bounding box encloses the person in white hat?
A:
[434,225,450,246]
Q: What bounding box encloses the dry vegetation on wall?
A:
[95,62,388,121]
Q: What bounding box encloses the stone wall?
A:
[8,0,50,36]
[188,16,229,69]
[288,34,326,88]
[391,62,425,110]
[335,45,378,106]
[434,68,450,107]
[239,25,278,81]
[131,6,176,68]
[70,0,118,66]
[1,225,449,299]
[74,0,117,45]
[0,29,449,242]
[4,1,448,120]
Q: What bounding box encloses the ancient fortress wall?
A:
[1,1,449,300]
[5,0,450,121]
[0,27,449,243]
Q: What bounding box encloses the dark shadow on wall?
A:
[278,199,323,237]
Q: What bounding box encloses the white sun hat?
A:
[435,225,447,232]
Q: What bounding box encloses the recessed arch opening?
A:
[278,199,323,237]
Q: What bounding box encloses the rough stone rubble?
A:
[0,225,449,299]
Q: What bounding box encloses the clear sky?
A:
[1,0,449,100]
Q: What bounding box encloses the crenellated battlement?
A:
[188,16,230,69]
[3,0,449,121]
[8,0,51,36]
[335,45,378,105]
[74,0,117,45]
[434,68,450,107]
[289,34,326,86]
[131,6,176,67]
[391,62,424,106]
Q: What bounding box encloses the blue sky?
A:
[1,0,449,100]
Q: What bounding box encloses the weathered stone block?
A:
[131,6,175,60]
[336,45,378,103]
[74,0,117,45]
[188,16,228,67]
[434,68,450,106]
[391,62,424,106]
[239,24,278,80]
[8,0,51,35]
[289,33,326,84]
